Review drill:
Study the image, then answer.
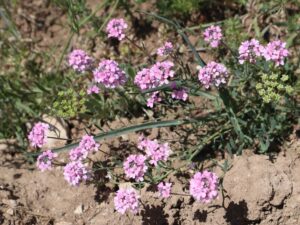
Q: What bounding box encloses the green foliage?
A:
[52,89,87,118]
[51,0,90,32]
[156,0,200,17]
[256,73,293,103]
[50,0,111,33]
[223,17,248,49]
[49,12,298,161]
[1,0,299,164]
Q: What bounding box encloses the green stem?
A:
[56,31,74,72]
[188,124,232,160]
[98,0,119,33]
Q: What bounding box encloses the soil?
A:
[0,131,299,225]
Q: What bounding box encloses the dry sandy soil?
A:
[0,130,299,225]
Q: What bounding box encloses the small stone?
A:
[6,208,14,215]
[2,199,17,208]
[74,204,84,215]
[42,115,69,150]
[55,222,73,225]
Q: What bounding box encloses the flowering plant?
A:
[26,10,298,217]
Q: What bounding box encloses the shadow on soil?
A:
[141,204,168,225]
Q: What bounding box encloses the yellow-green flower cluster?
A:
[256,73,293,103]
[52,89,86,118]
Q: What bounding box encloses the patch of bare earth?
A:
[0,131,299,225]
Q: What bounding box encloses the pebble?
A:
[2,199,17,208]
[5,208,14,216]
[74,204,84,215]
[55,222,73,225]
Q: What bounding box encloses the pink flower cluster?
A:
[87,85,100,95]
[79,135,100,153]
[122,137,171,182]
[198,61,228,89]
[36,150,58,171]
[189,170,219,203]
[135,61,175,90]
[263,40,289,66]
[106,18,128,41]
[146,92,162,108]
[157,42,173,56]
[93,59,127,88]
[138,136,172,166]
[135,61,175,108]
[68,49,93,72]
[171,88,188,101]
[123,154,148,181]
[203,25,223,48]
[157,182,172,198]
[28,122,49,148]
[65,135,99,185]
[63,161,90,186]
[69,135,99,162]
[114,187,139,214]
[238,39,264,64]
[69,146,88,161]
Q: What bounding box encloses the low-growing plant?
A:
[0,0,133,145]
[26,6,299,216]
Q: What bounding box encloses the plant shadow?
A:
[224,200,250,225]
[193,209,208,222]
[141,204,168,225]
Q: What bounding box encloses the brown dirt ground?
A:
[0,131,299,225]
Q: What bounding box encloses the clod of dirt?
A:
[223,154,292,222]
[74,204,84,215]
[42,115,69,150]
[55,222,73,225]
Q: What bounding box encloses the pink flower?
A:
[135,61,175,91]
[68,49,93,72]
[123,154,148,182]
[263,40,289,66]
[157,42,173,56]
[36,150,57,171]
[137,135,148,150]
[87,85,100,95]
[149,61,175,86]
[203,25,223,48]
[238,39,265,64]
[93,59,127,88]
[79,135,100,153]
[69,146,88,161]
[146,92,161,108]
[189,170,219,203]
[114,187,139,214]
[138,137,172,166]
[171,88,188,101]
[157,182,172,198]
[63,161,90,186]
[28,122,49,148]
[135,61,175,108]
[106,18,128,41]
[198,61,228,89]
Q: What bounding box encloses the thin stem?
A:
[56,31,74,72]
[170,192,191,197]
[47,136,75,141]
[98,149,113,157]
[52,160,66,166]
[125,36,143,51]
[125,36,155,64]
[221,40,238,59]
